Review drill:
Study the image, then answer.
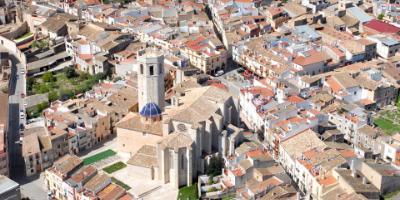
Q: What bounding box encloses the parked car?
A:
[215,70,224,77]
[237,68,245,73]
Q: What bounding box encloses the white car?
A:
[215,70,224,77]
[20,70,25,75]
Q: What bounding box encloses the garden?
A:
[178,183,198,200]
[27,67,107,102]
[374,100,400,135]
[111,177,131,190]
[83,149,117,165]
[102,161,127,174]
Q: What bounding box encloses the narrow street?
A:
[3,51,43,198]
[7,53,25,179]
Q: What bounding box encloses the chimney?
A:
[350,159,357,177]
[362,176,369,185]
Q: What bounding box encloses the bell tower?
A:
[137,51,165,111]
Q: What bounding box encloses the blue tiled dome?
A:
[140,102,162,117]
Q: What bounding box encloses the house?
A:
[239,86,275,132]
[333,168,380,199]
[22,128,44,176]
[367,35,400,59]
[359,160,400,194]
[264,7,289,30]
[292,50,331,76]
[40,13,78,39]
[181,35,227,75]
[301,0,330,13]
[354,125,380,155]
[63,166,97,200]
[381,133,400,166]
[363,19,400,35]
[44,154,83,200]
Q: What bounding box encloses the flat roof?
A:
[27,51,69,71]
[0,175,19,194]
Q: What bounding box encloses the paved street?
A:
[0,46,41,198]
[7,53,26,178]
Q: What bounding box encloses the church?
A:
[115,51,242,188]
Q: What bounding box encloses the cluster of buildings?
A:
[44,154,133,200]
[238,71,400,199]
[1,0,400,198]
[22,80,137,176]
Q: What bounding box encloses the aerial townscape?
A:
[1,0,400,199]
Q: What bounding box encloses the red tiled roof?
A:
[339,149,357,158]
[358,98,374,105]
[364,19,400,33]
[240,86,274,97]
[317,175,337,186]
[326,77,342,93]
[293,50,329,66]
[287,95,305,103]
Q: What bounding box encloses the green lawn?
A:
[374,117,400,135]
[178,183,198,200]
[83,149,116,165]
[103,162,127,174]
[111,177,131,190]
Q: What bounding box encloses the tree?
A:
[36,84,50,94]
[27,102,48,119]
[378,13,384,20]
[48,91,59,102]
[206,156,224,177]
[36,102,48,111]
[65,67,78,79]
[79,73,91,82]
[60,89,74,100]
[42,72,55,83]
[27,77,36,91]
[32,40,49,50]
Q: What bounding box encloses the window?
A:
[150,66,154,75]
[140,64,144,74]
[181,154,184,169]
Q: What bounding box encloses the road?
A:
[7,53,25,178]
[2,49,46,199]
